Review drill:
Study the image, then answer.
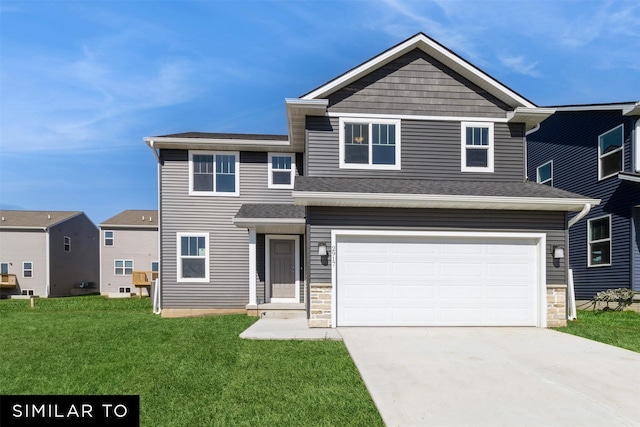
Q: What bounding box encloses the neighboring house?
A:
[527,102,640,299]
[0,210,99,297]
[99,210,159,296]
[145,33,599,327]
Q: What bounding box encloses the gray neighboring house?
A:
[145,33,599,327]
[99,210,159,296]
[0,210,99,297]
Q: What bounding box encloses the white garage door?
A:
[336,235,540,326]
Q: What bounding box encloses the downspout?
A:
[568,203,591,228]
[566,203,592,320]
[524,124,541,182]
[146,139,162,315]
[45,228,50,297]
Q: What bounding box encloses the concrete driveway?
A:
[339,327,640,427]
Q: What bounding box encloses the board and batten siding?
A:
[528,111,640,298]
[306,117,525,181]
[159,150,297,308]
[307,207,567,287]
[326,48,510,117]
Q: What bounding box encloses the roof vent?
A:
[1,217,4,221]
[141,216,145,221]
[47,214,51,220]
[149,217,152,222]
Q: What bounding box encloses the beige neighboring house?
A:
[99,210,158,296]
[0,210,100,297]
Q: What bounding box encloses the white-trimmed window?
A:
[1,263,8,274]
[21,289,34,296]
[118,287,131,293]
[189,151,239,196]
[22,262,33,278]
[536,161,553,186]
[177,233,209,282]
[151,261,159,273]
[268,153,295,188]
[104,231,114,246]
[598,124,623,180]
[64,236,71,252]
[339,118,401,170]
[461,122,494,172]
[114,259,133,275]
[588,215,611,267]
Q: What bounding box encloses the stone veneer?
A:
[546,284,567,327]
[309,283,332,328]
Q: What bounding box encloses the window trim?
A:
[104,230,114,247]
[536,160,553,186]
[587,214,612,268]
[114,259,134,276]
[118,287,131,293]
[63,236,71,252]
[268,153,296,189]
[151,261,159,273]
[22,261,33,278]
[0,263,8,275]
[177,232,210,283]
[188,151,240,197]
[461,122,494,173]
[598,124,624,181]
[21,289,35,296]
[338,117,401,170]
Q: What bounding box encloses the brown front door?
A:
[270,239,296,300]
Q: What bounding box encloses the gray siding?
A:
[327,49,510,117]
[160,150,298,308]
[306,117,524,181]
[633,208,640,292]
[0,230,47,297]
[307,207,567,286]
[48,214,100,297]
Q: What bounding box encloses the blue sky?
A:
[1,0,639,224]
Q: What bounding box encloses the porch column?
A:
[248,228,257,306]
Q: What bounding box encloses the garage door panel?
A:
[337,235,540,327]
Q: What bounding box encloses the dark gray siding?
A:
[308,207,567,286]
[307,117,524,181]
[327,49,510,117]
[528,111,640,298]
[633,208,640,291]
[159,150,299,308]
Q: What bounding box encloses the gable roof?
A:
[0,210,85,230]
[548,101,640,116]
[100,210,158,228]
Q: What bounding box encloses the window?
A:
[104,231,114,246]
[1,263,8,274]
[118,287,131,293]
[23,262,33,278]
[536,161,553,186]
[339,118,401,169]
[189,151,239,196]
[21,289,34,296]
[598,124,623,180]
[461,122,494,172]
[64,236,71,252]
[588,215,611,267]
[268,153,295,188]
[114,260,133,275]
[178,233,209,282]
[151,261,159,273]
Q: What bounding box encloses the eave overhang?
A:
[232,217,306,234]
[619,173,640,183]
[292,191,600,212]
[143,136,292,153]
[285,99,329,152]
[507,107,556,132]
[623,102,640,116]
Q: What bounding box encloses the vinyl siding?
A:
[633,208,640,291]
[327,49,510,117]
[307,117,524,181]
[159,150,299,308]
[0,230,47,296]
[528,111,640,298]
[307,207,567,286]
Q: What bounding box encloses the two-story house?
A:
[0,210,100,297]
[527,102,640,301]
[99,210,159,296]
[145,33,599,327]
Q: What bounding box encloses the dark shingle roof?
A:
[155,132,288,141]
[234,204,305,220]
[100,210,158,227]
[0,210,83,228]
[293,176,590,199]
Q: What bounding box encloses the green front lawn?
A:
[0,296,383,426]
[556,309,640,353]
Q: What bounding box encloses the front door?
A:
[269,239,296,302]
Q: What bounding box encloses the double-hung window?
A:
[461,122,494,172]
[178,233,209,282]
[598,125,623,180]
[64,236,71,252]
[536,161,553,186]
[1,263,8,275]
[339,118,401,169]
[268,153,295,188]
[588,215,611,267]
[23,262,33,278]
[114,260,133,275]
[189,151,239,196]
[104,231,114,246]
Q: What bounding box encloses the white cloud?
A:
[499,56,540,77]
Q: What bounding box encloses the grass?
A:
[0,296,383,426]
[555,309,640,353]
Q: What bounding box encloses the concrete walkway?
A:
[240,317,342,340]
[339,327,640,427]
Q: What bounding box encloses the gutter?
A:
[567,203,592,228]
[145,140,161,164]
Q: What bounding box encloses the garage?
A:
[335,232,544,327]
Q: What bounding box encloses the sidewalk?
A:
[239,317,343,341]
